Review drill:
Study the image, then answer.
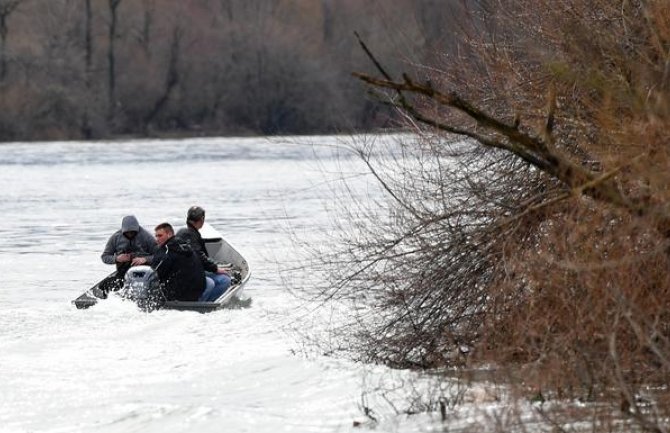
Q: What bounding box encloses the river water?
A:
[0,135,470,433]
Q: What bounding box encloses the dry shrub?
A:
[465,0,670,412]
[485,203,670,393]
[324,0,670,430]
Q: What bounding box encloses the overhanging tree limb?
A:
[353,36,670,235]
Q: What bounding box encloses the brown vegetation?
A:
[0,0,467,141]
[309,0,670,431]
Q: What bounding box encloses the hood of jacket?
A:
[121,215,140,233]
[165,236,194,257]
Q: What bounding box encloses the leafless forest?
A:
[0,0,467,141]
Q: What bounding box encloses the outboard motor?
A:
[120,265,164,311]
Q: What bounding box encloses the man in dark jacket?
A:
[99,215,158,293]
[101,215,157,268]
[176,206,231,301]
[151,222,206,302]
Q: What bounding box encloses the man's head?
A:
[154,222,174,247]
[121,215,140,239]
[186,206,205,229]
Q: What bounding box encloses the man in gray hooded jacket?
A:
[99,216,158,293]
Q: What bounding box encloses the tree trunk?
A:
[0,14,7,81]
[82,0,93,138]
[107,0,122,123]
[143,26,181,132]
[321,0,332,42]
[0,1,21,82]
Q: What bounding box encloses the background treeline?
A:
[0,0,467,141]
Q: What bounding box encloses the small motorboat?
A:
[72,223,251,312]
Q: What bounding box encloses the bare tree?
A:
[135,0,154,57]
[107,0,122,122]
[142,24,180,132]
[0,0,22,81]
[80,0,93,137]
